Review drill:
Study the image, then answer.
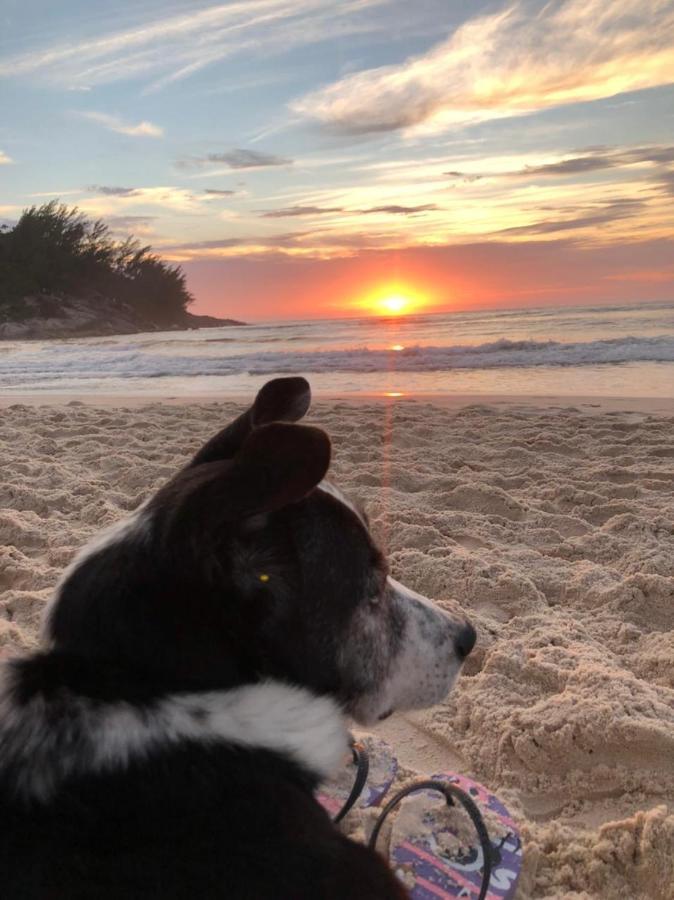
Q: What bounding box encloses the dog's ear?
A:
[156,422,330,540]
[250,376,311,427]
[190,377,311,466]
[234,421,330,514]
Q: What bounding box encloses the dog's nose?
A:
[455,623,476,660]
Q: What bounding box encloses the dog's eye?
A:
[258,573,270,583]
[369,593,381,606]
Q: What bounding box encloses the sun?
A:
[353,284,425,317]
[349,282,430,317]
[379,294,410,315]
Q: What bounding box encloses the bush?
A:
[0,201,193,324]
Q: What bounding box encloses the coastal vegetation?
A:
[0,202,238,338]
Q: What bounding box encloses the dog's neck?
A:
[0,654,350,804]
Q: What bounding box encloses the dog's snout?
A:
[367,577,476,721]
[455,623,476,660]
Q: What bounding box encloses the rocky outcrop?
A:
[0,293,245,340]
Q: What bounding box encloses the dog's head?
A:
[47,378,474,724]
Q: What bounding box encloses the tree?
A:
[0,201,193,323]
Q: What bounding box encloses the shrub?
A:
[0,201,193,324]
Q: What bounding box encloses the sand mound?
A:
[1,399,673,898]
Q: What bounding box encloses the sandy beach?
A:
[1,395,673,899]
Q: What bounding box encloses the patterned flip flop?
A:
[385,773,522,900]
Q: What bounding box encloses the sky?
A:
[1,0,673,321]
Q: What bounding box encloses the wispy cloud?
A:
[177,149,292,170]
[446,144,674,180]
[28,184,239,216]
[261,205,343,218]
[260,202,437,217]
[163,231,316,256]
[655,170,674,196]
[293,0,674,134]
[0,151,13,165]
[362,203,437,215]
[445,171,483,183]
[0,0,392,91]
[496,198,645,236]
[27,189,83,198]
[519,155,629,177]
[105,214,157,235]
[106,214,157,226]
[78,186,207,214]
[80,111,163,137]
[86,185,140,196]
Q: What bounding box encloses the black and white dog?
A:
[0,377,475,899]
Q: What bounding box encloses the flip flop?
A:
[382,773,523,900]
[317,735,398,821]
[319,740,522,900]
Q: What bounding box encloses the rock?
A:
[0,293,245,340]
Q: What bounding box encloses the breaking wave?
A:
[244,336,674,374]
[2,335,674,385]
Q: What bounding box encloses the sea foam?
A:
[2,335,674,385]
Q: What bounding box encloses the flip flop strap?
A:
[367,779,494,900]
[332,740,370,824]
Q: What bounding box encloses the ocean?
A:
[1,301,674,398]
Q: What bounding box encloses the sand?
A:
[1,396,673,899]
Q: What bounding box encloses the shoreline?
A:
[2,390,674,416]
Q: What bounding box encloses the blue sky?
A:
[1,0,673,319]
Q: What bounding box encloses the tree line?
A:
[0,202,193,325]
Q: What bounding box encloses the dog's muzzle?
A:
[353,577,475,724]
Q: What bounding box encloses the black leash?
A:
[332,740,370,824]
[333,753,493,900]
[367,779,493,900]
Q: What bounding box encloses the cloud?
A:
[642,147,674,164]
[80,112,163,137]
[602,267,674,283]
[445,171,482,182]
[78,186,206,214]
[293,0,674,134]
[167,238,247,251]
[497,199,645,236]
[0,0,392,91]
[517,156,622,177]
[104,215,157,233]
[28,189,86,198]
[260,202,437,218]
[446,144,674,180]
[203,189,236,196]
[163,223,448,261]
[165,231,311,253]
[518,145,674,177]
[655,170,674,196]
[86,185,140,196]
[261,205,343,218]
[0,151,12,165]
[177,149,292,170]
[360,203,437,215]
